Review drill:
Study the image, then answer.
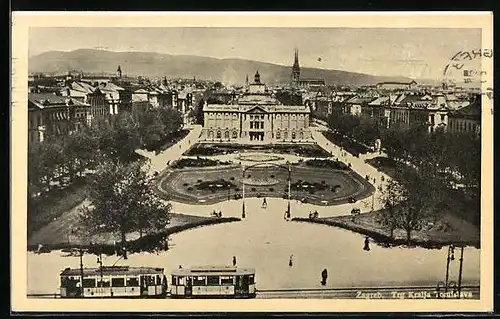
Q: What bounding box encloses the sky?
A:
[29,27,481,80]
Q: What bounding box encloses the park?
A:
[27,119,481,296]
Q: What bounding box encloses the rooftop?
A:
[28,93,89,109]
[60,266,164,277]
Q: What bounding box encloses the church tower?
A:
[291,48,300,85]
[117,65,122,78]
[254,70,261,84]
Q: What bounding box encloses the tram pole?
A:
[444,244,455,292]
[287,165,291,218]
[457,245,464,298]
[242,167,246,218]
[79,245,84,296]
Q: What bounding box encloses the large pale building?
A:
[202,71,312,143]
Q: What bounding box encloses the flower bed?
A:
[304,159,349,170]
[170,157,231,169]
[184,143,331,158]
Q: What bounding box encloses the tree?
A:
[395,167,441,244]
[377,178,405,239]
[134,105,165,150]
[109,112,142,162]
[158,107,183,136]
[63,129,99,181]
[79,160,171,254]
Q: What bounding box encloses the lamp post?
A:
[444,244,455,292]
[457,245,465,297]
[79,245,84,297]
[287,164,291,219]
[242,166,246,219]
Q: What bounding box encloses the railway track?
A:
[28,285,480,300]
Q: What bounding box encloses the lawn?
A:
[294,209,480,249]
[158,163,375,206]
[28,177,88,238]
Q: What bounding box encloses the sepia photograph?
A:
[11,12,493,313]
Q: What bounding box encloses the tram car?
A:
[59,266,167,298]
[170,266,256,299]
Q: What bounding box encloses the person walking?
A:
[321,269,328,286]
[289,255,293,267]
[232,256,237,266]
[363,236,371,251]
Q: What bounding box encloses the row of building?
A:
[309,90,481,135]
[28,66,203,148]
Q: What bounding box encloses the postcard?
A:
[11,11,493,313]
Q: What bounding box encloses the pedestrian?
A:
[363,236,371,251]
[232,256,237,266]
[321,268,328,286]
[179,265,182,269]
[289,255,293,267]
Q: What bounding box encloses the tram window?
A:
[98,278,110,287]
[144,275,156,285]
[171,276,177,285]
[193,276,206,286]
[126,277,139,287]
[248,275,255,284]
[220,276,233,285]
[111,278,125,287]
[82,278,96,288]
[207,276,220,286]
[156,275,162,285]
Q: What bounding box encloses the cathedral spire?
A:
[291,48,300,85]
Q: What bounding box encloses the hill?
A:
[29,49,420,86]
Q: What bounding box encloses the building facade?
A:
[202,72,312,143]
[28,93,92,147]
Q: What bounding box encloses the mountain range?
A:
[29,49,437,87]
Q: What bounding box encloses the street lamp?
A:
[286,164,292,219]
[241,166,246,219]
[444,244,455,292]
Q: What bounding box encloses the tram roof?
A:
[171,265,255,276]
[60,266,164,277]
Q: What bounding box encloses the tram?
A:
[59,266,167,298]
[170,266,256,298]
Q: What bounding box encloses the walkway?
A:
[143,124,202,175]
